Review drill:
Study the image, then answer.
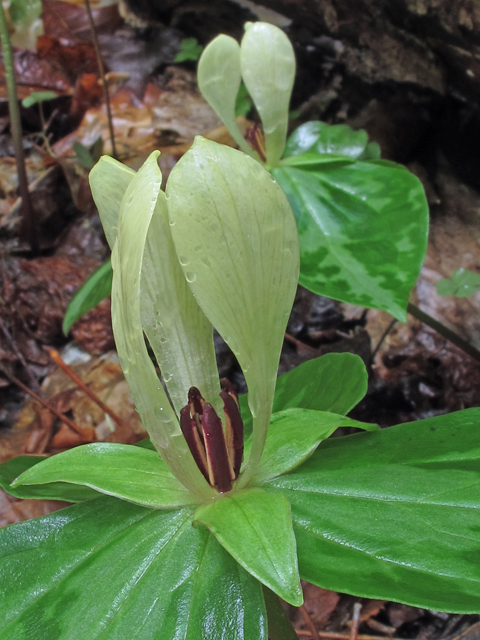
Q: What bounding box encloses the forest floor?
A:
[1,1,480,638]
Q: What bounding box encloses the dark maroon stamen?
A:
[180,406,209,481]
[180,382,245,493]
[202,403,235,492]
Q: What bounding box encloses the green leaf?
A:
[73,141,96,170]
[197,34,252,155]
[0,455,97,502]
[166,138,299,488]
[240,353,369,435]
[195,487,302,606]
[240,22,295,166]
[107,151,213,499]
[174,38,203,63]
[249,408,372,483]
[436,268,480,298]
[264,408,480,612]
[281,152,355,169]
[21,91,58,109]
[63,259,112,334]
[11,443,196,509]
[0,498,267,639]
[272,160,429,320]
[284,121,370,160]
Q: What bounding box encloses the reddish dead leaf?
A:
[299,584,340,630]
[0,49,71,101]
[0,489,67,528]
[37,34,97,81]
[42,0,122,44]
[452,621,480,640]
[359,600,385,624]
[70,298,115,355]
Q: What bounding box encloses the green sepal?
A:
[240,353,369,436]
[246,408,375,484]
[0,497,267,639]
[264,408,480,613]
[0,455,97,502]
[10,443,196,509]
[63,259,112,334]
[195,487,303,606]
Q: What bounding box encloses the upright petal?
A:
[240,22,295,166]
[165,138,299,486]
[110,151,214,499]
[197,34,253,157]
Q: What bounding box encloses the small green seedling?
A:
[21,90,58,109]
[437,268,480,298]
[175,37,203,63]
[1,138,480,639]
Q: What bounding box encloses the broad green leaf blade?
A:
[240,353,369,436]
[240,22,295,166]
[11,444,196,509]
[195,487,302,606]
[89,155,135,250]
[109,151,213,500]
[248,408,371,483]
[0,455,97,502]
[272,161,429,320]
[284,121,370,160]
[281,153,355,169]
[141,189,221,419]
[63,259,112,334]
[264,408,480,612]
[0,498,267,639]
[197,34,252,156]
[166,138,299,487]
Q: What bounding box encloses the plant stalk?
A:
[0,2,38,252]
[263,587,299,640]
[407,303,480,364]
[84,0,117,158]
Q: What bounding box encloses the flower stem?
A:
[263,586,299,640]
[0,2,38,253]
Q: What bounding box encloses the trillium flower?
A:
[89,137,300,500]
[197,21,295,167]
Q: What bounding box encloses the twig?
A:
[45,348,127,430]
[370,317,397,364]
[407,303,480,364]
[300,605,320,640]
[83,0,117,158]
[2,369,95,439]
[350,603,362,640]
[0,2,38,252]
[0,317,40,393]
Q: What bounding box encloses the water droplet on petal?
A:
[185,271,196,283]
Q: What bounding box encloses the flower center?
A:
[180,379,244,493]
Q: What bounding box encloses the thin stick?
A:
[3,369,95,439]
[300,605,320,640]
[0,317,40,393]
[370,317,397,364]
[0,2,38,252]
[83,0,117,158]
[350,603,362,640]
[407,303,480,364]
[46,348,127,429]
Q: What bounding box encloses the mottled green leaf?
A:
[166,138,299,487]
[195,487,302,606]
[272,160,428,320]
[264,408,480,612]
[11,444,196,509]
[174,38,203,63]
[436,268,480,298]
[240,22,295,165]
[0,455,96,502]
[0,498,267,639]
[63,259,112,334]
[284,121,370,160]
